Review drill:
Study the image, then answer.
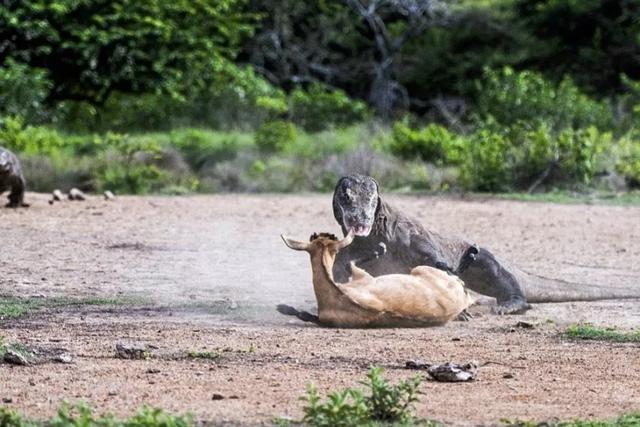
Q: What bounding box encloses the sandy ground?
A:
[1,192,639,425]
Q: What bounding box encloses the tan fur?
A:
[282,232,474,328]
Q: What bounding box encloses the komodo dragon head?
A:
[0,149,11,174]
[332,174,380,237]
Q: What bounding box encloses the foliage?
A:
[54,65,285,133]
[514,0,640,95]
[301,367,422,426]
[390,120,464,165]
[0,117,64,156]
[459,129,511,192]
[566,324,640,343]
[475,67,613,131]
[94,133,165,194]
[255,120,297,152]
[457,123,611,192]
[363,367,422,423]
[289,84,369,132]
[503,412,640,427]
[169,128,253,171]
[0,0,255,106]
[509,125,612,187]
[0,59,52,124]
[0,403,192,427]
[615,136,640,187]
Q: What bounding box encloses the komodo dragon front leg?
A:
[409,234,458,275]
[346,242,387,277]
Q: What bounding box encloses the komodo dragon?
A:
[332,174,640,314]
[0,147,28,208]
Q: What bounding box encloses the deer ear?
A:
[281,235,310,251]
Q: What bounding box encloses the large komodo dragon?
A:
[332,174,640,314]
[0,146,28,208]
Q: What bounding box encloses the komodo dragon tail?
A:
[516,268,640,303]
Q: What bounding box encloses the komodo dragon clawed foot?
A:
[455,309,473,321]
[492,301,531,315]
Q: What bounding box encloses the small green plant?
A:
[255,120,297,152]
[301,367,423,426]
[566,324,640,343]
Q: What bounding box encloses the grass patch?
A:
[186,350,221,360]
[503,412,640,426]
[566,324,640,343]
[0,403,192,427]
[0,296,145,320]
[299,366,427,427]
[494,190,640,206]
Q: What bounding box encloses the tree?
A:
[0,0,254,105]
[346,0,448,118]
[515,0,640,94]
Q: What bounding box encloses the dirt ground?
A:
[1,192,639,426]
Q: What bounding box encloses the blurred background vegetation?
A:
[1,0,640,194]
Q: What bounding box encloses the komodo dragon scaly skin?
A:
[332,174,640,314]
[0,147,28,208]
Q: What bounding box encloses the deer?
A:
[279,231,477,328]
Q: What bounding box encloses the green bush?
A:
[255,120,297,152]
[0,59,52,124]
[289,83,369,132]
[459,124,612,192]
[94,133,166,194]
[615,136,640,188]
[475,67,613,131]
[302,367,422,427]
[390,120,464,165]
[0,116,64,155]
[508,124,611,188]
[459,129,511,192]
[169,128,252,171]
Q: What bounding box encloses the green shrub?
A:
[459,129,511,192]
[169,128,253,171]
[615,136,640,188]
[458,123,611,192]
[475,67,613,131]
[390,120,464,165]
[255,120,297,152]
[509,124,611,188]
[94,133,166,194]
[302,367,422,427]
[0,59,52,124]
[289,83,369,132]
[0,116,64,155]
